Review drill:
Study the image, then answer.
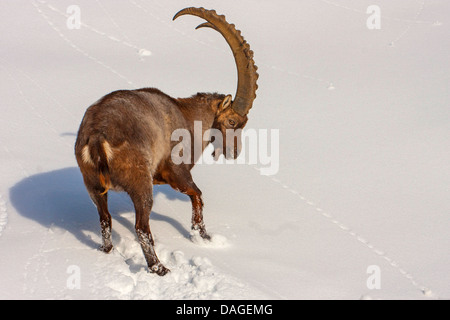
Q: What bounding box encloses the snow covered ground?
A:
[0,0,449,300]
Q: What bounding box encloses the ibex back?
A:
[75,7,258,275]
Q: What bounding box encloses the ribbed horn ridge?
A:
[173,7,259,116]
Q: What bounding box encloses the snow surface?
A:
[0,0,449,300]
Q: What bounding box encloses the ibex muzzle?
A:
[75,7,258,276]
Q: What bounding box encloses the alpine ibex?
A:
[75,7,258,275]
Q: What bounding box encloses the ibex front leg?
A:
[189,192,210,240]
[164,168,210,240]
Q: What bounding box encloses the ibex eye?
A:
[228,119,236,127]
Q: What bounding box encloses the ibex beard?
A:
[74,8,258,276]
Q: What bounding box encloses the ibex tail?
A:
[86,136,113,195]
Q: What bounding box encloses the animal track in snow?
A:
[0,194,7,237]
[39,0,152,61]
[33,1,135,86]
[252,165,436,298]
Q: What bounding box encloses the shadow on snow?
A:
[9,167,190,250]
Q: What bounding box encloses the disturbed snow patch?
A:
[91,235,260,300]
[138,49,152,58]
[190,231,230,248]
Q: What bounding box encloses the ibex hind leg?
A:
[88,189,113,253]
[128,184,170,276]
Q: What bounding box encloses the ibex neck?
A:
[177,93,225,131]
[176,93,225,164]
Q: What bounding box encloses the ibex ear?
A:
[219,95,232,111]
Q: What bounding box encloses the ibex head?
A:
[173,7,259,160]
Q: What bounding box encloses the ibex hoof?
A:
[150,263,170,276]
[99,244,113,254]
[200,231,211,241]
[192,224,211,241]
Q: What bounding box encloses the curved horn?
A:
[173,7,258,116]
[195,22,218,31]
